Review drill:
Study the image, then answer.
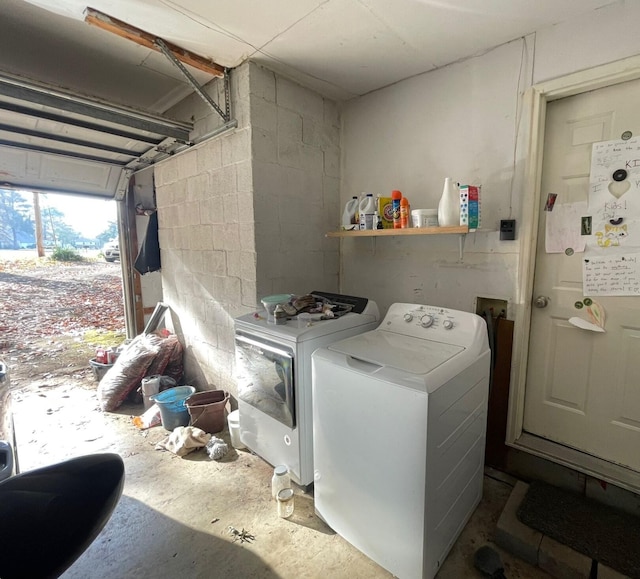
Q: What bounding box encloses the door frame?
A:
[508,54,640,492]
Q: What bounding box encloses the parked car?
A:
[103,239,120,262]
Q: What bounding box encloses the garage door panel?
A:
[0,145,28,178]
[0,71,194,199]
[0,144,122,197]
[40,155,118,189]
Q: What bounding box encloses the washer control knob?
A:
[443,319,454,330]
[420,314,434,328]
[403,313,413,322]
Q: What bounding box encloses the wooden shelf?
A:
[326,225,469,238]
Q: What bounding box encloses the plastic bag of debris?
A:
[146,333,183,380]
[98,331,185,412]
[97,334,161,411]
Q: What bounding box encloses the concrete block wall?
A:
[152,62,341,397]
[154,63,255,395]
[249,62,340,298]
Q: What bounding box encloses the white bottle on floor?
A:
[271,465,291,500]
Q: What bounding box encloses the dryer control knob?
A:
[443,319,454,330]
[420,314,434,328]
[403,313,413,322]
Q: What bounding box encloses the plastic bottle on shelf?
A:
[355,193,365,226]
[359,193,376,230]
[375,211,383,229]
[341,196,359,230]
[391,190,402,229]
[400,197,410,228]
[437,177,460,227]
[271,465,291,500]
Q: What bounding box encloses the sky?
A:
[36,192,117,239]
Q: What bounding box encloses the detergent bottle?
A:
[359,193,376,230]
[341,196,359,230]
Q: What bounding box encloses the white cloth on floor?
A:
[155,426,211,457]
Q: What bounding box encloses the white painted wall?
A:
[340,0,640,317]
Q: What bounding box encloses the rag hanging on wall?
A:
[134,210,161,274]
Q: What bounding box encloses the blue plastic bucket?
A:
[150,386,196,431]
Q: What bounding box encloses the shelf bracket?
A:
[459,234,467,262]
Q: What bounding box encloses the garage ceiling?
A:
[0,0,616,199]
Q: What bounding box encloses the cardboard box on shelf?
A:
[459,185,481,231]
[377,196,394,229]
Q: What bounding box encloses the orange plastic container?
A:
[400,197,410,228]
[391,190,402,229]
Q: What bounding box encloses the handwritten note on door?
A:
[583,253,640,296]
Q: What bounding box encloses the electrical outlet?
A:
[500,219,516,240]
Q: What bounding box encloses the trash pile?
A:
[93,303,230,461]
[97,331,183,412]
[154,425,228,459]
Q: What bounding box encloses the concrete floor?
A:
[12,378,550,579]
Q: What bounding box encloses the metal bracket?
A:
[459,234,466,262]
[155,38,232,124]
[114,168,134,201]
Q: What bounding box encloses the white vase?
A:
[437,177,460,227]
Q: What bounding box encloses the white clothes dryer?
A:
[234,291,379,487]
[312,303,491,579]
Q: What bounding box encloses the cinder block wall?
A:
[154,63,254,394]
[250,63,341,298]
[154,62,340,398]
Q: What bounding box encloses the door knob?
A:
[534,296,549,308]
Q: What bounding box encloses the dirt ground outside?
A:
[0,255,129,470]
[0,255,125,381]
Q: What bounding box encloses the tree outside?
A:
[96,222,118,247]
[0,190,32,249]
[0,189,117,250]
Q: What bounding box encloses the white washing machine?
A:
[312,303,490,579]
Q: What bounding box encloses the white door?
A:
[523,78,640,472]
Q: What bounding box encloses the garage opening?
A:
[0,186,126,389]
